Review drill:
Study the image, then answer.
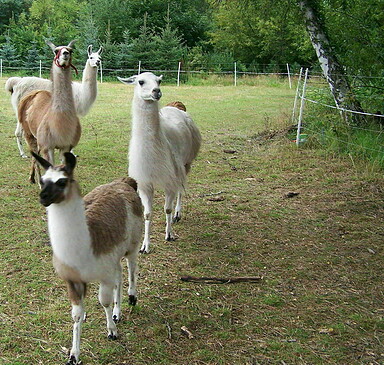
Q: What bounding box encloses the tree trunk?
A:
[298,0,364,123]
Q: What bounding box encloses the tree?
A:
[0,0,31,35]
[210,0,314,69]
[151,14,185,70]
[298,0,364,121]
[0,35,20,67]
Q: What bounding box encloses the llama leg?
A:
[99,282,118,340]
[139,186,154,253]
[68,303,85,365]
[112,264,123,323]
[126,253,138,306]
[67,282,86,365]
[173,191,183,223]
[15,123,27,158]
[164,190,176,241]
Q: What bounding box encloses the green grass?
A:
[0,77,384,364]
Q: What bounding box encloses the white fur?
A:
[118,72,201,253]
[5,45,102,158]
[38,157,142,365]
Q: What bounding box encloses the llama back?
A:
[160,106,201,166]
[11,77,52,112]
[84,177,142,256]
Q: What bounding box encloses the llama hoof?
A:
[172,213,181,223]
[165,233,176,242]
[21,154,29,159]
[139,243,150,254]
[129,295,137,306]
[108,333,118,341]
[66,355,82,365]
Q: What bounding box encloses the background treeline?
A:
[0,0,383,78]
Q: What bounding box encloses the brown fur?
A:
[166,101,186,112]
[17,54,81,182]
[84,177,142,256]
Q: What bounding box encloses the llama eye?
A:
[55,178,68,188]
[138,80,145,86]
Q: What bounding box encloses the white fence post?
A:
[291,67,303,123]
[100,61,103,83]
[234,61,237,86]
[177,61,181,86]
[296,68,309,146]
[39,60,42,78]
[138,60,141,74]
[287,63,292,89]
[0,59,2,78]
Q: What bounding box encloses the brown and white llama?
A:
[18,40,81,183]
[32,151,143,365]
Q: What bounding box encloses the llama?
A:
[118,72,201,253]
[5,45,102,158]
[18,40,81,183]
[32,151,143,365]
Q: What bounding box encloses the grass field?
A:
[0,77,383,365]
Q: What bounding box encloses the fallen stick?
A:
[180,276,263,284]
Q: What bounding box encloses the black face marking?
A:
[55,178,68,188]
[158,79,161,85]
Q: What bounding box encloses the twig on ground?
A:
[180,276,263,284]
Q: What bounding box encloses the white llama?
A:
[5,45,102,157]
[32,151,143,365]
[118,72,201,253]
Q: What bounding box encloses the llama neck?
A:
[47,183,92,265]
[131,95,160,137]
[51,63,76,113]
[81,60,97,97]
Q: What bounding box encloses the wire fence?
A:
[0,59,300,86]
[292,68,384,164]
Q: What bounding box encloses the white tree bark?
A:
[298,0,364,121]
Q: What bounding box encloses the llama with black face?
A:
[33,152,143,365]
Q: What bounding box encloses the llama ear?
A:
[67,40,77,49]
[97,46,103,55]
[31,152,52,171]
[118,76,136,85]
[87,45,93,56]
[64,153,77,174]
[45,40,57,53]
[159,75,163,81]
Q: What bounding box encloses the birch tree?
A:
[297,0,364,121]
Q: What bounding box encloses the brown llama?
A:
[18,40,81,183]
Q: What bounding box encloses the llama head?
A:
[87,45,103,68]
[32,152,77,207]
[46,40,77,68]
[118,72,163,102]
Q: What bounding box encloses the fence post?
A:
[234,61,237,86]
[0,59,2,78]
[296,68,309,146]
[177,61,181,86]
[138,61,141,75]
[287,63,292,89]
[291,67,303,123]
[100,61,103,83]
[39,60,42,78]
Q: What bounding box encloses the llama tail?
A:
[120,177,138,191]
[166,101,187,112]
[5,77,22,94]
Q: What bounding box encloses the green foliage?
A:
[0,35,20,66]
[209,0,315,70]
